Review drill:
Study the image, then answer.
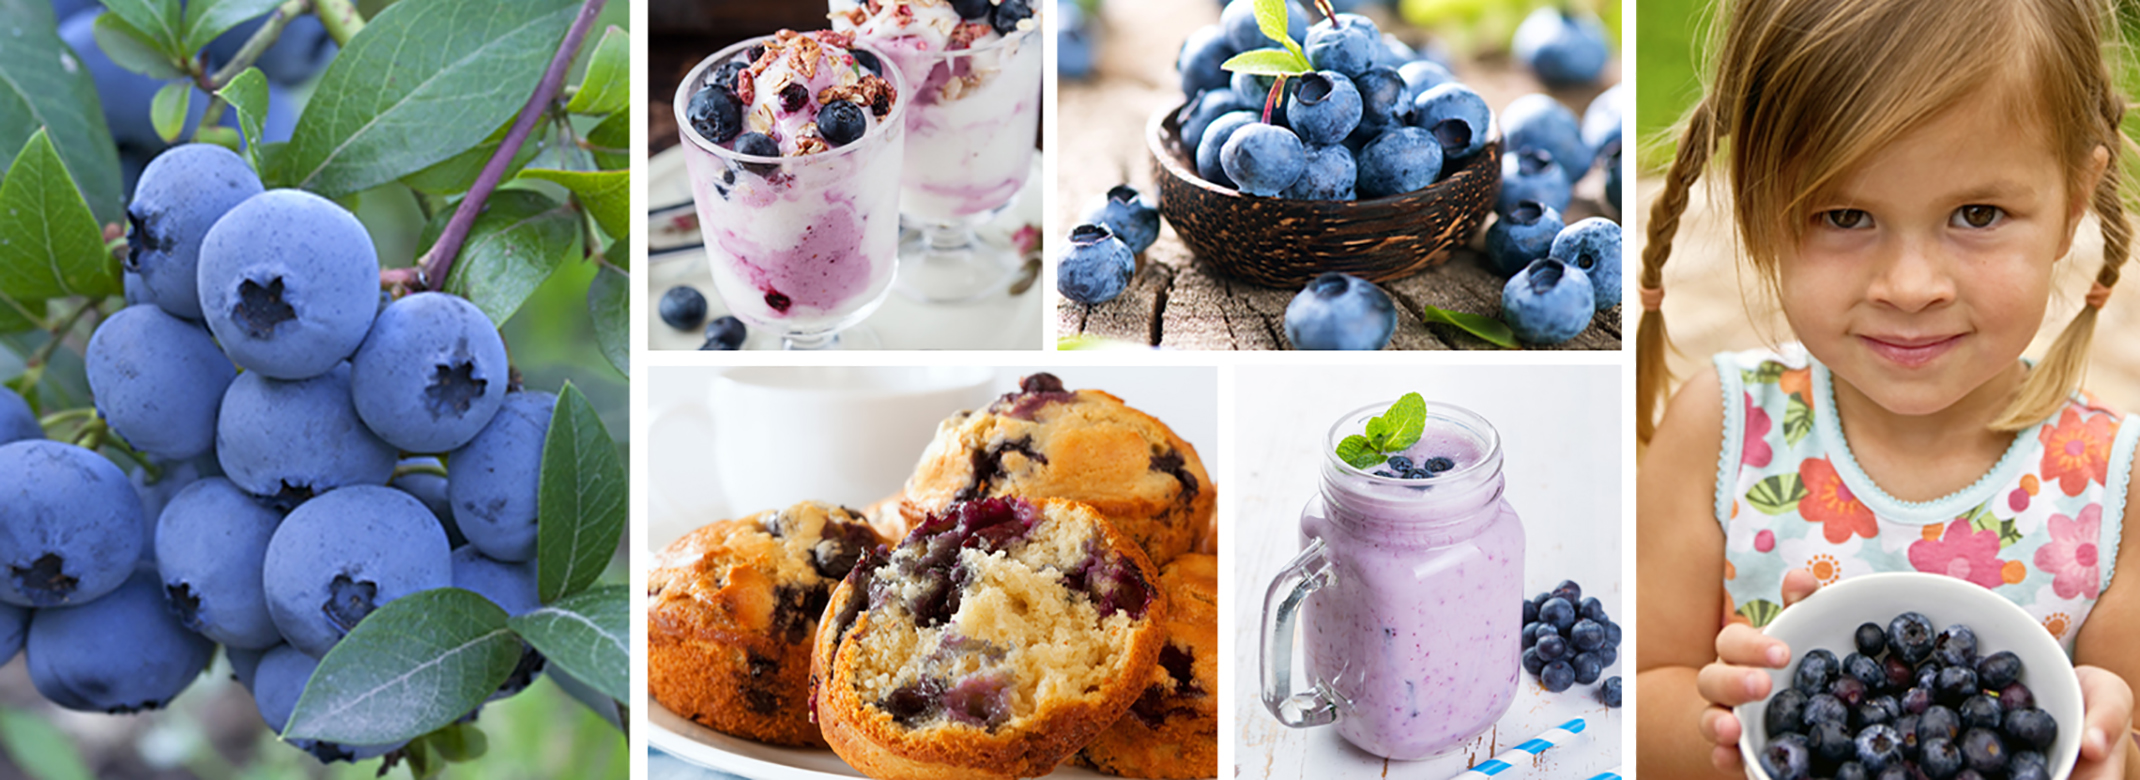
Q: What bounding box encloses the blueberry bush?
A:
[0,0,628,776]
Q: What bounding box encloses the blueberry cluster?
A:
[1059,185,1160,305]
[0,142,560,762]
[1757,613,2060,780]
[1519,579,1623,707]
[657,285,750,349]
[1370,453,1454,479]
[1057,0,1097,80]
[1490,86,1622,346]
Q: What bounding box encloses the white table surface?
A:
[1232,365,1625,779]
[645,146,1046,351]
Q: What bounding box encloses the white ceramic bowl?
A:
[1735,572,2083,780]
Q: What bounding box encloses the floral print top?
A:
[1716,346,2138,651]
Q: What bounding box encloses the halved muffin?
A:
[1076,553,1218,778]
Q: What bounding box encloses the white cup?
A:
[706,366,997,517]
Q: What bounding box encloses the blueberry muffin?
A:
[811,497,1168,780]
[902,373,1213,566]
[1075,553,1218,779]
[647,501,882,747]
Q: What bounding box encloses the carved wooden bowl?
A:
[1147,103,1500,289]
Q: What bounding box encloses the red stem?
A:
[417,0,608,290]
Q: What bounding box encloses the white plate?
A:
[648,699,1170,779]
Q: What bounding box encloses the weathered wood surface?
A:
[1055,2,1622,350]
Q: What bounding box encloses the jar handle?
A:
[1261,536,1339,728]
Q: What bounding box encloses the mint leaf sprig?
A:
[1335,392,1427,469]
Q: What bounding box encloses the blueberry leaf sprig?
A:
[1420,304,1518,349]
[1218,0,1315,123]
[1336,391,1427,468]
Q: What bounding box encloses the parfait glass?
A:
[671,35,908,350]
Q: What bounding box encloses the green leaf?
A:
[1737,598,1783,628]
[180,0,283,54]
[416,721,489,763]
[536,382,626,603]
[1,15,125,224]
[1251,0,1308,63]
[149,81,190,143]
[194,124,241,150]
[561,26,627,115]
[586,263,627,377]
[1745,473,1807,516]
[283,588,524,745]
[425,189,579,324]
[508,585,627,703]
[283,0,580,196]
[584,111,627,171]
[1219,47,1312,77]
[0,709,92,780]
[516,168,627,240]
[1420,304,1518,348]
[92,12,184,79]
[100,0,184,54]
[1335,434,1380,469]
[215,67,268,169]
[400,117,540,196]
[1366,392,1426,453]
[0,130,122,309]
[1782,392,1813,448]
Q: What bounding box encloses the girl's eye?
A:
[1953,205,2004,229]
[1821,209,1872,229]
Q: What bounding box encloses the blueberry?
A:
[1760,733,1813,780]
[1844,652,1884,689]
[1195,111,1259,188]
[1552,219,1622,312]
[1766,688,1809,737]
[1998,682,2034,712]
[1935,665,1979,706]
[1917,664,1940,693]
[0,440,144,607]
[2002,708,2056,751]
[1348,66,1411,138]
[1058,224,1138,305]
[1834,762,1870,780]
[688,82,744,144]
[1221,0,1307,53]
[1512,7,1608,86]
[1522,598,1539,625]
[1599,676,1621,707]
[1539,659,1575,692]
[85,304,236,460]
[1603,619,1621,646]
[1583,85,1624,172]
[0,387,36,447]
[1083,185,1161,254]
[1918,737,1964,779]
[1860,695,1900,728]
[2009,750,2051,780]
[660,286,708,331]
[1499,148,1574,216]
[1831,676,1869,708]
[1356,125,1443,198]
[1895,713,1922,754]
[702,315,747,350]
[1853,724,1905,772]
[1535,632,1568,662]
[1803,693,1849,728]
[1539,596,1577,631]
[991,0,1032,35]
[1570,652,1601,684]
[350,292,509,454]
[1486,201,1566,276]
[733,132,782,175]
[1502,93,1592,184]
[1933,624,1978,669]
[1579,596,1606,622]
[1502,258,1594,344]
[1283,272,1395,350]
[1570,618,1605,651]
[264,485,451,657]
[252,644,407,761]
[1521,646,1545,675]
[1958,694,2002,731]
[1424,456,1457,474]
[1177,26,1238,98]
[1281,144,1357,201]
[1975,651,2021,690]
[1411,83,1491,161]
[1397,60,1455,101]
[449,391,555,563]
[1889,612,1935,665]
[1178,89,1256,152]
[1286,72,1363,146]
[1526,620,1557,649]
[1056,0,1096,79]
[1920,705,1962,744]
[155,477,283,649]
[1796,648,1841,695]
[1551,580,1582,603]
[1810,720,1854,767]
[125,144,264,320]
[217,364,396,503]
[25,568,215,713]
[1304,13,1379,78]
[1901,686,1933,714]
[198,189,380,380]
[1594,643,1617,667]
[1221,123,1307,196]
[1959,727,2006,775]
[819,100,867,146]
[1882,655,1914,692]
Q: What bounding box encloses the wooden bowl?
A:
[1148,103,1500,289]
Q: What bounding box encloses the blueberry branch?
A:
[417,0,608,291]
[192,0,313,137]
[313,0,367,47]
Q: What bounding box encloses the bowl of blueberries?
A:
[1736,572,2083,780]
[1148,6,1502,289]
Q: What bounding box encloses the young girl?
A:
[1635,0,2140,776]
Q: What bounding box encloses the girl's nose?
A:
[1866,235,1957,313]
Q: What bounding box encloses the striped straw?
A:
[1449,718,1587,779]
[1584,767,1624,780]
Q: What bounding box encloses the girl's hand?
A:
[2071,665,2135,780]
[1695,569,1821,773]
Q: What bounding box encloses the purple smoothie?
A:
[1296,402,1524,759]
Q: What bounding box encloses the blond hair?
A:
[1636,0,2132,443]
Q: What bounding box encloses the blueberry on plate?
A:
[1853,724,1905,773]
[1918,736,1964,779]
[1569,619,1605,651]
[1057,224,1137,305]
[1570,651,1601,684]
[1802,693,1849,728]
[1935,665,1980,706]
[700,316,745,350]
[1195,111,1260,188]
[1356,125,1443,198]
[2003,708,2057,751]
[1959,727,2007,775]
[1760,733,1813,780]
[1919,705,1961,744]
[1304,13,1380,78]
[1177,25,1237,99]
[1178,88,1256,151]
[1975,650,2022,690]
[1501,258,1594,344]
[1959,694,2003,732]
[1765,688,1808,738]
[1810,721,1854,767]
[1283,272,1395,350]
[1534,632,1567,663]
[1551,580,1582,603]
[1889,611,1936,665]
[1844,652,1885,689]
[1933,624,1979,669]
[1598,676,1621,707]
[1796,648,1840,695]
